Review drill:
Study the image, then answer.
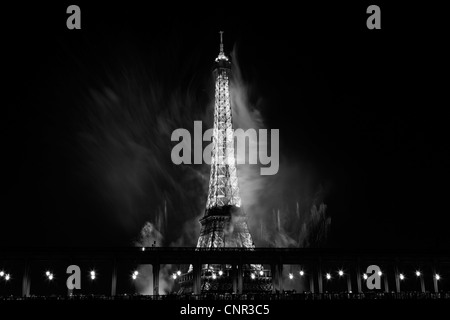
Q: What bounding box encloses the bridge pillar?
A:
[394,264,400,293]
[419,272,425,293]
[270,264,275,293]
[432,265,439,293]
[356,260,362,293]
[309,270,315,293]
[153,263,160,295]
[111,259,117,296]
[192,263,201,295]
[237,263,243,294]
[232,264,237,293]
[277,263,283,292]
[22,261,31,297]
[346,274,352,293]
[270,263,283,293]
[383,270,389,293]
[270,264,277,293]
[317,262,323,294]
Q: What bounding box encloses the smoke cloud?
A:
[76,51,210,246]
[75,39,330,250]
[229,46,331,248]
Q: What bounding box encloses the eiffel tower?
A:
[179,32,270,294]
[196,31,254,250]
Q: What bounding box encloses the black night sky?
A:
[3,2,449,251]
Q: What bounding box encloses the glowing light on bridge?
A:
[363,274,368,280]
[399,274,404,280]
[435,274,440,281]
[299,270,304,276]
[338,270,344,276]
[416,271,421,277]
[326,273,331,280]
[289,273,294,280]
[46,271,54,280]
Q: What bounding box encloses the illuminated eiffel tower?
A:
[196,31,254,250]
[178,32,270,294]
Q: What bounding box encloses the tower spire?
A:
[216,30,229,62]
[219,31,224,55]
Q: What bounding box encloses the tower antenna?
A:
[219,31,224,55]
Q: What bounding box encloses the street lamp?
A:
[90,270,96,280]
[363,274,368,280]
[326,273,331,280]
[338,270,344,277]
[399,274,405,280]
[416,271,421,277]
[289,273,294,280]
[299,270,304,276]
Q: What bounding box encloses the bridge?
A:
[1,247,448,297]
